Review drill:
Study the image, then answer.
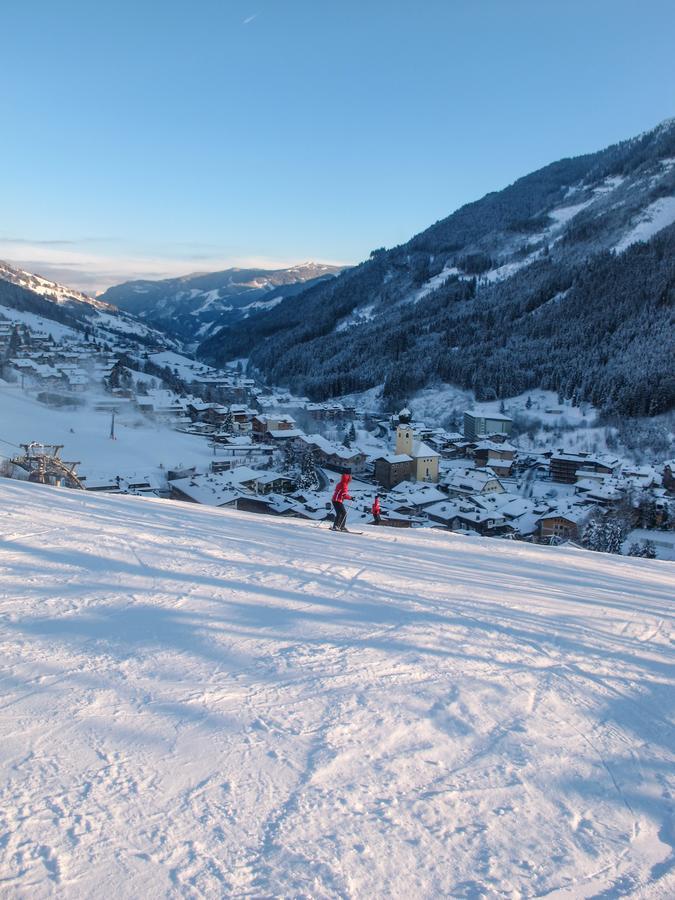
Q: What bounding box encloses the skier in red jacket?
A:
[372,494,381,525]
[331,472,352,531]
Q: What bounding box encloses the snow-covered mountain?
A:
[0,478,673,897]
[99,262,345,346]
[0,259,177,350]
[200,119,675,418]
[0,260,114,311]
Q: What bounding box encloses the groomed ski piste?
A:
[0,479,673,899]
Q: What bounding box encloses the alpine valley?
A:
[191,119,675,419]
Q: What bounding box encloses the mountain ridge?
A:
[0,259,176,350]
[100,262,346,347]
[197,118,675,416]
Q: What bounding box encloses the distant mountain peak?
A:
[99,262,347,346]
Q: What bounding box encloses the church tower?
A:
[396,423,413,456]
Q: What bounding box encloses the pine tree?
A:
[222,410,234,434]
[627,539,657,559]
[282,441,296,474]
[526,396,533,410]
[643,540,656,559]
[342,431,351,449]
[7,326,21,357]
[299,449,319,491]
[583,516,605,552]
[605,521,624,555]
[348,422,357,443]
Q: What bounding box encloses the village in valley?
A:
[1,314,674,561]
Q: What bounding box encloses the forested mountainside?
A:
[100,263,344,346]
[198,120,675,416]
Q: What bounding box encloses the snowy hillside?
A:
[1,480,673,898]
[0,260,175,349]
[0,260,112,311]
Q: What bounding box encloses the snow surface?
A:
[409,265,460,304]
[547,200,595,228]
[0,479,673,898]
[614,197,675,252]
[0,308,80,342]
[0,383,214,482]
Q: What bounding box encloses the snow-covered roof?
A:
[536,504,589,525]
[268,428,304,439]
[411,439,439,459]
[424,499,506,526]
[303,433,365,460]
[474,440,516,453]
[465,410,512,422]
[444,467,504,493]
[389,483,446,507]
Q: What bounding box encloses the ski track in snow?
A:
[0,479,673,899]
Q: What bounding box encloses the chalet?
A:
[443,467,506,497]
[84,473,161,495]
[492,496,545,538]
[535,505,589,542]
[296,433,368,473]
[620,465,659,490]
[388,482,447,515]
[574,478,623,506]
[663,461,675,493]
[169,474,240,508]
[236,470,295,495]
[464,410,513,441]
[305,401,346,421]
[228,405,253,433]
[252,414,296,437]
[472,440,516,477]
[424,499,508,536]
[199,403,229,426]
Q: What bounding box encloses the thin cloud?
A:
[0,237,78,246]
[242,13,258,25]
[0,240,351,295]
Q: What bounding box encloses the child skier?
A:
[372,494,382,525]
[331,472,352,531]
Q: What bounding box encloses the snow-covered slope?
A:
[0,260,112,311]
[1,480,673,898]
[0,381,214,484]
[0,260,175,349]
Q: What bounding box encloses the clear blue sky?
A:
[2,0,675,291]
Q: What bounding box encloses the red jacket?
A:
[332,474,351,503]
[372,497,381,515]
